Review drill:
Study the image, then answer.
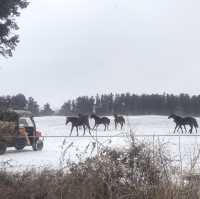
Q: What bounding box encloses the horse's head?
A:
[168,114,176,119]
[65,117,70,125]
[113,114,117,118]
[90,114,95,118]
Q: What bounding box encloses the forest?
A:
[60,93,200,116]
[1,93,200,116]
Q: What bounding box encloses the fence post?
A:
[178,134,183,175]
[153,133,155,166]
[95,128,99,155]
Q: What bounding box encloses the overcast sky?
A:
[0,0,200,108]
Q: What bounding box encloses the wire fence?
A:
[2,132,200,178]
[40,134,200,138]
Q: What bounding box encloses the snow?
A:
[0,115,200,172]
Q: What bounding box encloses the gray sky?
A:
[0,0,200,108]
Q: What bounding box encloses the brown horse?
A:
[66,116,91,136]
[168,114,198,134]
[90,114,110,131]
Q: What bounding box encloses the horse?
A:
[113,114,125,129]
[90,114,110,131]
[168,114,198,134]
[78,113,90,130]
[65,116,91,136]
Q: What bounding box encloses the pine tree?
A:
[59,100,71,115]
[10,93,27,110]
[27,97,39,116]
[40,103,54,116]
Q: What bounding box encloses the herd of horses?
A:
[65,113,199,136]
[65,114,125,136]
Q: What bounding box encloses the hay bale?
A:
[0,111,18,122]
[0,121,17,140]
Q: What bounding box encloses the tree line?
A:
[59,93,200,116]
[1,93,200,116]
[0,94,54,116]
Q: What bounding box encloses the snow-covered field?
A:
[1,115,200,171]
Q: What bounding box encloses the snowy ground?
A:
[1,115,200,171]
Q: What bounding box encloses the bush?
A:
[0,141,199,199]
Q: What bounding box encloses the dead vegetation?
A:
[0,139,199,199]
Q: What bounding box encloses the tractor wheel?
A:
[32,140,43,151]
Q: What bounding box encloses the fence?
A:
[1,132,200,178]
[43,132,200,175]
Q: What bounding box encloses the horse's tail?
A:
[194,119,199,128]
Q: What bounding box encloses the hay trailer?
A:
[0,110,43,154]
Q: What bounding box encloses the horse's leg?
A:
[93,124,97,130]
[96,124,99,131]
[195,122,198,133]
[179,125,183,134]
[70,125,74,136]
[93,122,97,130]
[183,125,187,133]
[76,126,79,136]
[87,124,91,135]
[104,123,106,131]
[173,124,178,133]
[180,126,184,134]
[176,125,183,133]
[83,125,86,136]
[189,125,193,134]
[87,121,90,131]
[121,122,123,130]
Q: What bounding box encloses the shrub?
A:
[0,140,199,199]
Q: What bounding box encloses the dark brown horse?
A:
[78,113,90,130]
[65,116,91,136]
[168,114,198,134]
[113,114,125,129]
[90,114,110,131]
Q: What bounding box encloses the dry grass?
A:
[0,139,199,199]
